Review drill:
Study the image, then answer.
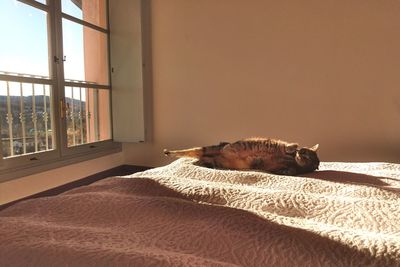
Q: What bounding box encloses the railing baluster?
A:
[19,83,26,154]
[32,84,38,152]
[79,87,84,144]
[6,81,14,157]
[93,89,99,141]
[71,87,76,146]
[49,86,54,149]
[86,87,91,143]
[43,84,49,150]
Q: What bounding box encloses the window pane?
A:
[65,87,111,147]
[62,0,107,29]
[0,81,55,158]
[62,19,109,85]
[0,1,50,78]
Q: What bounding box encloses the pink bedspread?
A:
[0,158,399,266]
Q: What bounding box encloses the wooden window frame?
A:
[0,0,120,183]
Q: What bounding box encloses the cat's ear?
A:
[285,143,298,154]
[310,144,319,151]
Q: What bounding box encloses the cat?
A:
[164,137,320,175]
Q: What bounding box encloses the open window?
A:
[0,0,118,180]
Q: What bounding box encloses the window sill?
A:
[0,142,122,183]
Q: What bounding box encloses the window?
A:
[0,0,117,178]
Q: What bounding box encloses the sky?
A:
[0,0,85,98]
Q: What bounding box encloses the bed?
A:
[0,158,399,266]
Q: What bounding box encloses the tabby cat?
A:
[164,138,320,175]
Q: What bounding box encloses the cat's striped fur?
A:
[164,138,320,175]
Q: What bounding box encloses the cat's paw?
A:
[285,143,298,154]
[275,168,297,176]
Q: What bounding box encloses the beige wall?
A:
[124,0,400,167]
[0,152,123,205]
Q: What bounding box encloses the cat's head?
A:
[295,144,320,172]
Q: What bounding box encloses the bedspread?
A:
[0,158,399,266]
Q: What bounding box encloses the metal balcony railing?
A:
[0,71,53,158]
[0,71,103,158]
[65,86,95,147]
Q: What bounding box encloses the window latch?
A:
[60,99,66,119]
[54,56,66,63]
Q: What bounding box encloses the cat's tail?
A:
[164,142,229,159]
[164,147,204,158]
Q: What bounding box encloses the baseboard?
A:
[0,164,151,211]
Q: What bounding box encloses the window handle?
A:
[60,99,66,119]
[53,56,66,63]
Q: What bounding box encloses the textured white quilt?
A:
[0,158,399,266]
[127,158,400,266]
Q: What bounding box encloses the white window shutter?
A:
[109,0,148,142]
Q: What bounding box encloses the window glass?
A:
[62,0,107,29]
[0,1,50,78]
[0,0,112,169]
[62,18,109,85]
[65,87,110,147]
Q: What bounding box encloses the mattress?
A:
[0,158,399,266]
